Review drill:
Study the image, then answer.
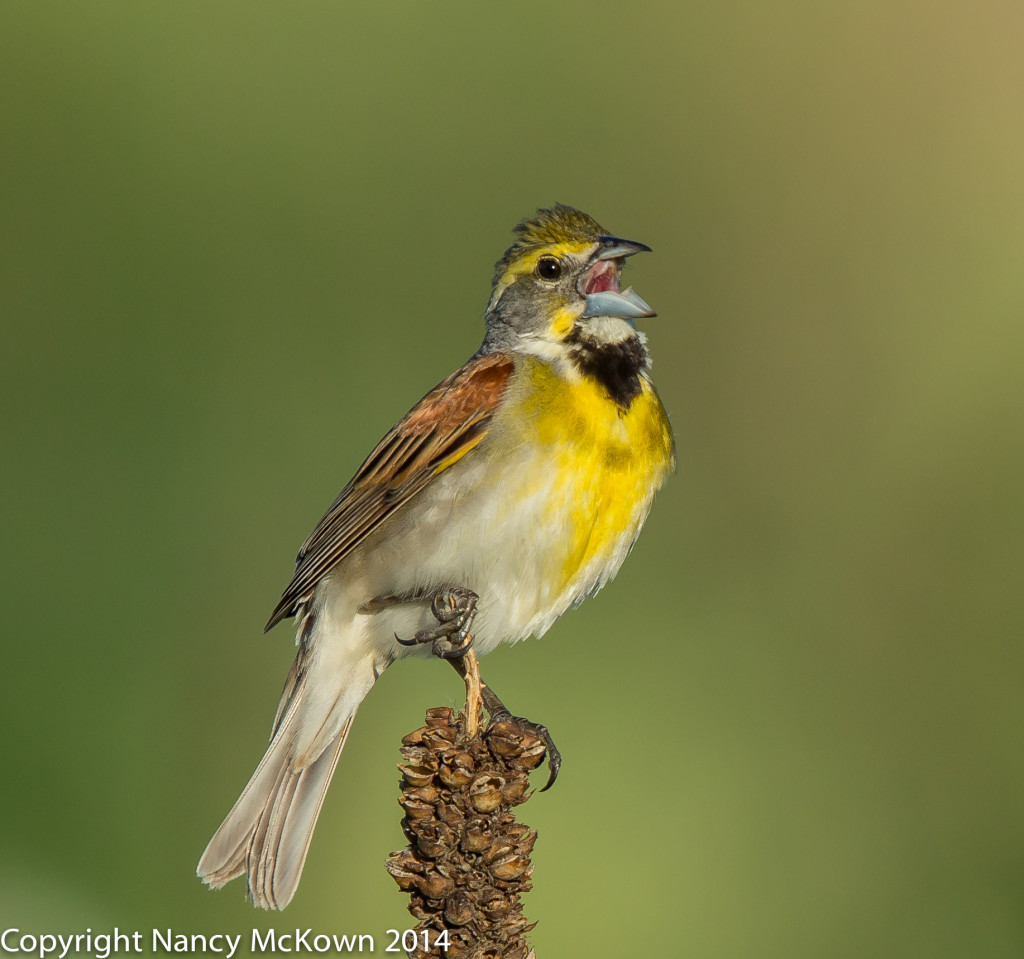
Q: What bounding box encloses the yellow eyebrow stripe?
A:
[490,240,594,307]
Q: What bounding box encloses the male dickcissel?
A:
[197,204,675,909]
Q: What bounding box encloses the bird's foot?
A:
[395,586,479,660]
[480,683,562,791]
[447,655,562,791]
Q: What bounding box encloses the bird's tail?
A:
[197,624,376,910]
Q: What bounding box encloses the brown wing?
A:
[265,351,515,631]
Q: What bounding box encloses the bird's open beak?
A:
[579,234,655,320]
[581,288,656,320]
[594,235,652,261]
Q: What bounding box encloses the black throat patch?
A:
[565,332,648,410]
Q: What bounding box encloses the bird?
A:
[197,204,675,909]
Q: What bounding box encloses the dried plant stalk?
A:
[386,703,545,959]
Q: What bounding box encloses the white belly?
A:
[314,432,657,668]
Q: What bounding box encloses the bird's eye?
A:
[536,256,562,282]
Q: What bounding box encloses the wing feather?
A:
[265,352,515,631]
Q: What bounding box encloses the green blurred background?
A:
[2,2,1023,956]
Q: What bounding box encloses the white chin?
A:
[582,315,640,345]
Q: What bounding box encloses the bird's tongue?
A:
[581,259,621,295]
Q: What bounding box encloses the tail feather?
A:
[259,721,349,907]
[197,629,372,910]
[197,709,355,910]
[196,705,301,891]
[199,604,382,909]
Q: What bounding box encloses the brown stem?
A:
[461,649,483,738]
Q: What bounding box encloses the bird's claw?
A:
[491,711,561,791]
[395,587,479,660]
[481,687,562,790]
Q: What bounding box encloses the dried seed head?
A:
[435,800,465,829]
[469,775,505,813]
[444,891,475,926]
[460,818,493,854]
[407,784,441,805]
[486,722,525,757]
[386,706,545,958]
[487,851,531,881]
[424,706,454,726]
[401,726,430,746]
[507,736,547,772]
[499,775,529,805]
[414,869,456,900]
[438,749,477,788]
[413,820,456,859]
[384,850,422,892]
[399,762,436,787]
[479,887,514,921]
[398,795,436,821]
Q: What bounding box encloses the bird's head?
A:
[482,204,655,364]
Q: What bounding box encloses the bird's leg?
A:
[459,647,484,738]
[447,657,562,792]
[392,586,479,661]
[381,586,560,787]
[358,588,429,614]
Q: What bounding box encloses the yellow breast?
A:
[504,357,675,599]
